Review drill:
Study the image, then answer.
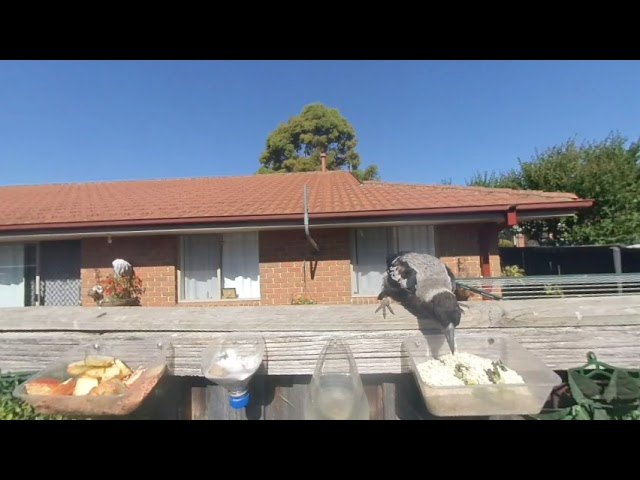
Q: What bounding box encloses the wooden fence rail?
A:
[1,296,639,419]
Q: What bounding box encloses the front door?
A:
[40,240,82,306]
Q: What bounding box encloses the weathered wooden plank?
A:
[364,383,384,420]
[2,325,638,375]
[263,376,308,420]
[488,295,640,328]
[382,382,399,420]
[2,295,640,332]
[190,387,207,420]
[390,374,430,420]
[0,304,439,330]
[12,295,633,420]
[147,376,191,420]
[206,385,241,420]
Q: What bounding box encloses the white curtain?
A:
[181,235,221,301]
[353,225,436,296]
[354,228,389,295]
[222,232,260,299]
[0,243,25,307]
[396,225,435,255]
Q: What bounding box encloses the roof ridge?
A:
[0,169,351,189]
[362,180,578,198]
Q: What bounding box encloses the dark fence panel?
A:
[499,246,640,276]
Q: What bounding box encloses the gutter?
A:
[303,185,320,253]
[0,199,595,234]
[0,214,509,243]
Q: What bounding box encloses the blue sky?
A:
[1,60,639,186]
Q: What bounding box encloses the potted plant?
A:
[291,293,317,305]
[88,259,145,306]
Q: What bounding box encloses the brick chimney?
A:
[320,152,326,172]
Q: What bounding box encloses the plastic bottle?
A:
[303,336,370,420]
[201,333,265,409]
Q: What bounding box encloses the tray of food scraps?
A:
[403,333,561,417]
[13,340,173,417]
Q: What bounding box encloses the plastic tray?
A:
[403,333,561,417]
[13,340,173,417]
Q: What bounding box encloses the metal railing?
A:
[455,273,640,300]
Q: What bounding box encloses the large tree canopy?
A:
[467,133,640,246]
[257,103,380,181]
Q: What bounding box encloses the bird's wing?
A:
[444,265,457,292]
[400,253,453,301]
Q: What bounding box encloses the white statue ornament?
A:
[112,259,133,278]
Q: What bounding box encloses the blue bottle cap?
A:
[229,391,250,409]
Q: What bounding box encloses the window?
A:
[0,243,37,307]
[179,232,260,301]
[351,225,435,296]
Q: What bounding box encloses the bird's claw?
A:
[375,297,395,319]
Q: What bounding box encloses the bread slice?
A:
[85,355,115,368]
[89,378,128,396]
[73,377,99,396]
[67,360,92,376]
[123,368,145,387]
[25,378,62,395]
[50,378,77,396]
[102,366,121,382]
[115,359,132,379]
[81,367,107,379]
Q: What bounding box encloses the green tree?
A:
[467,133,640,246]
[257,103,380,180]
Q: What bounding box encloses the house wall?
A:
[436,224,501,278]
[259,228,352,305]
[79,223,500,307]
[173,228,353,307]
[81,236,178,307]
[435,223,501,301]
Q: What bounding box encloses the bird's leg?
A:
[375,296,395,318]
[375,293,395,319]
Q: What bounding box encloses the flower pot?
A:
[100,298,140,307]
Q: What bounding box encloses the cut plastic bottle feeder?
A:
[201,333,266,410]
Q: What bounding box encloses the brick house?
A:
[0,170,593,308]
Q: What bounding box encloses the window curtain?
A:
[222,232,260,299]
[181,235,221,301]
[353,225,436,295]
[396,225,435,255]
[354,228,389,295]
[0,243,25,307]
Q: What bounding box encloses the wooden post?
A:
[478,224,495,300]
[612,246,623,294]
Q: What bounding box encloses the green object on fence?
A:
[530,352,640,420]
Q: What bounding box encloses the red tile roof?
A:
[0,171,593,232]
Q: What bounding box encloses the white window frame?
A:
[350,225,436,296]
[0,242,40,307]
[177,232,261,302]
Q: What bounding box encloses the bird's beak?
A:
[443,323,456,355]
